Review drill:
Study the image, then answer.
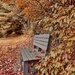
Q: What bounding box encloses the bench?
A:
[20,34,51,75]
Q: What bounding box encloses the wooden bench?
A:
[20,34,51,75]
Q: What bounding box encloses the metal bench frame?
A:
[20,34,51,75]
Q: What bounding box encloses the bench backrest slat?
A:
[35,34,50,38]
[33,34,50,51]
[33,42,48,50]
[34,38,49,42]
[34,40,48,47]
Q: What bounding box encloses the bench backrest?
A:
[33,34,51,55]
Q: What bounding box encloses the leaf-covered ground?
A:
[0,35,33,75]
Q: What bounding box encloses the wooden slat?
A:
[25,49,40,60]
[22,49,40,61]
[21,50,28,61]
[30,51,40,60]
[35,34,50,38]
[34,40,48,47]
[25,49,35,60]
[33,42,47,50]
[34,38,49,42]
[28,49,42,60]
[24,49,32,61]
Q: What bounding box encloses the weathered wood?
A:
[34,38,49,42]
[35,34,50,38]
[22,61,28,75]
[34,40,48,46]
[21,49,40,61]
[33,42,47,50]
[21,49,28,61]
[20,34,51,75]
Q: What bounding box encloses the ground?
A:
[0,35,33,75]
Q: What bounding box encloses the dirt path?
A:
[0,35,29,45]
[0,35,33,75]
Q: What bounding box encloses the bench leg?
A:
[23,61,28,75]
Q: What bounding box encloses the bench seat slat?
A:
[21,50,28,61]
[22,49,40,61]
[24,50,33,61]
[24,49,39,61]
[30,51,40,60]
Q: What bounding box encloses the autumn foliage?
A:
[0,0,75,75]
[1,0,75,20]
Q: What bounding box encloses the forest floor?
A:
[0,35,33,75]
